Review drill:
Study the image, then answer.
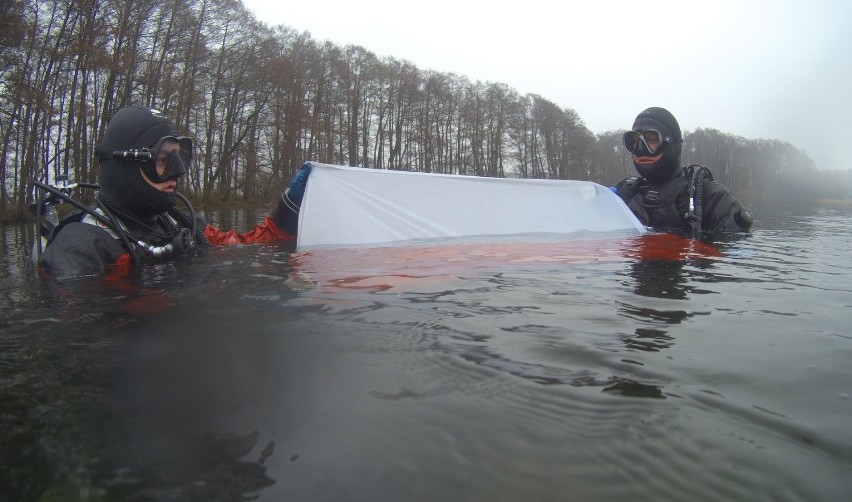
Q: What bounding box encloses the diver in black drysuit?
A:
[611,107,753,236]
[35,106,306,279]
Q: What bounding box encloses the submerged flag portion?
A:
[296,162,646,250]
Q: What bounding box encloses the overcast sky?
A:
[242,0,851,171]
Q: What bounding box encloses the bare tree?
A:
[0,0,827,222]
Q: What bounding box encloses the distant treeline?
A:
[0,0,847,220]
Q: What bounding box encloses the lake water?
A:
[1,202,850,501]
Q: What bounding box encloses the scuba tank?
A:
[30,175,98,260]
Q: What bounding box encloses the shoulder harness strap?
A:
[616,176,645,200]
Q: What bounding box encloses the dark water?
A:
[1,203,851,501]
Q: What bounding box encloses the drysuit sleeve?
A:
[203,192,302,247]
[38,222,131,279]
[203,162,311,246]
[701,181,754,233]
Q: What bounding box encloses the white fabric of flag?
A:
[296,162,646,250]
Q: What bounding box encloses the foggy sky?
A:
[242,0,851,171]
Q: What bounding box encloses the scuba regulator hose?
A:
[33,180,206,262]
[684,165,713,237]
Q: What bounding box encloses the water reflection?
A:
[0,222,288,500]
[621,327,675,352]
[605,234,729,397]
[0,224,39,310]
[3,203,852,500]
[293,234,734,399]
[1,304,280,501]
[601,377,666,398]
[629,258,691,299]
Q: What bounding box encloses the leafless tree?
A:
[0,0,826,221]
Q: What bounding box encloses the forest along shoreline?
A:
[1,197,276,226]
[3,1,840,223]
[817,198,852,207]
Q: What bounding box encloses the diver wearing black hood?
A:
[611,107,753,236]
[97,106,190,219]
[37,106,309,279]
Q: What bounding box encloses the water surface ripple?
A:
[1,203,850,501]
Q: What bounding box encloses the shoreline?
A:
[817,198,852,207]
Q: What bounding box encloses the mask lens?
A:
[177,136,193,166]
[642,130,661,154]
[147,136,188,182]
[161,150,187,180]
[150,136,192,168]
[623,131,641,154]
[142,136,186,183]
[624,130,663,155]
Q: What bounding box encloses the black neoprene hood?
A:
[631,107,683,185]
[97,106,183,219]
